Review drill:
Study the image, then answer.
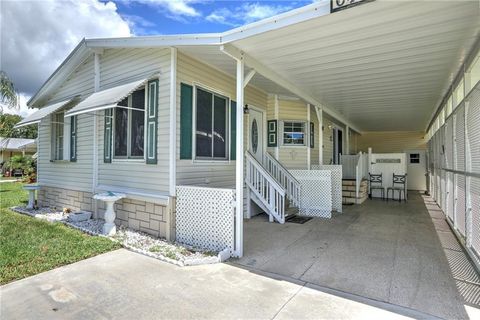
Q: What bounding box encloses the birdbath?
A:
[93,191,126,236]
[23,184,40,209]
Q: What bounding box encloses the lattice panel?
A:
[176,186,235,253]
[290,170,332,218]
[467,89,480,174]
[470,177,480,258]
[441,169,446,211]
[455,174,466,237]
[455,105,465,171]
[445,117,454,170]
[310,165,342,213]
[446,172,454,222]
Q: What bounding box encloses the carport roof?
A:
[28,0,480,132]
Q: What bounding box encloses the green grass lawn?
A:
[0,183,121,285]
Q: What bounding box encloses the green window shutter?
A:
[146,79,159,164]
[310,122,314,148]
[267,120,278,147]
[180,83,193,159]
[70,115,77,162]
[104,109,112,163]
[230,101,237,160]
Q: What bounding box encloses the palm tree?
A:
[0,71,19,112]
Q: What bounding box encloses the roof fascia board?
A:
[28,39,90,107]
[220,1,330,44]
[85,34,222,48]
[220,43,362,133]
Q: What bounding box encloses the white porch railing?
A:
[340,153,368,200]
[245,151,286,223]
[264,152,301,207]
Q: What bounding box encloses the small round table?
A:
[93,192,126,236]
[23,185,40,209]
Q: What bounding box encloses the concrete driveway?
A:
[236,192,474,319]
[2,248,440,320]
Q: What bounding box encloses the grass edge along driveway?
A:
[0,182,120,285]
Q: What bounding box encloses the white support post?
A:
[93,52,100,218]
[368,147,373,175]
[307,103,311,170]
[169,47,177,196]
[274,94,280,160]
[315,106,323,164]
[346,126,350,155]
[235,58,245,258]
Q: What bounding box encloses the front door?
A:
[248,108,264,163]
[333,128,343,164]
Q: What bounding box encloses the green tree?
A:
[0,113,37,139]
[0,71,19,112]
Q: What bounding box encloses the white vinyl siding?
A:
[97,48,170,194]
[357,131,427,153]
[176,52,267,188]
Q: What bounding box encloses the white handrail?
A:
[263,152,301,208]
[246,152,286,223]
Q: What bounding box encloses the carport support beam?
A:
[235,58,245,258]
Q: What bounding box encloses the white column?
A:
[235,58,245,258]
[93,52,100,218]
[345,125,350,155]
[169,47,177,196]
[274,94,279,159]
[315,106,323,165]
[307,103,311,169]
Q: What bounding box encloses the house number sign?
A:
[331,0,373,13]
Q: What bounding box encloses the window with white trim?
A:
[113,88,146,159]
[51,111,71,160]
[195,87,228,160]
[282,121,306,146]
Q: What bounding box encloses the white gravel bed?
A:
[12,206,223,266]
[12,206,67,222]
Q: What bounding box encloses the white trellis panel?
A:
[455,105,465,171]
[290,170,332,218]
[446,172,454,222]
[445,117,454,170]
[470,177,480,260]
[176,186,235,253]
[311,165,342,213]
[455,174,466,237]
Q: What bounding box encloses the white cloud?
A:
[1,93,36,118]
[1,0,131,98]
[206,2,293,27]
[137,0,201,21]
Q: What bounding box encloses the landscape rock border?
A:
[11,206,229,267]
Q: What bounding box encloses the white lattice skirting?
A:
[290,170,332,218]
[175,186,235,253]
[311,165,343,213]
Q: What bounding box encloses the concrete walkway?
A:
[2,249,438,320]
[236,192,474,319]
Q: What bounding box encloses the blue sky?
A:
[110,1,313,35]
[2,0,315,116]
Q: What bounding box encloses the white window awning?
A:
[14,98,77,128]
[64,78,148,118]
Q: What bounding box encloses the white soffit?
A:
[65,78,148,117]
[15,98,76,128]
[229,0,480,131]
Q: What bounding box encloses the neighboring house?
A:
[15,1,480,257]
[0,137,37,164]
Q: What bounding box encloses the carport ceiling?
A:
[229,0,480,132]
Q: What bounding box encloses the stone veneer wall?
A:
[38,186,172,240]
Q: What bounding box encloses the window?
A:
[410,153,420,164]
[195,87,228,160]
[113,88,145,159]
[283,121,305,146]
[52,112,64,160]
